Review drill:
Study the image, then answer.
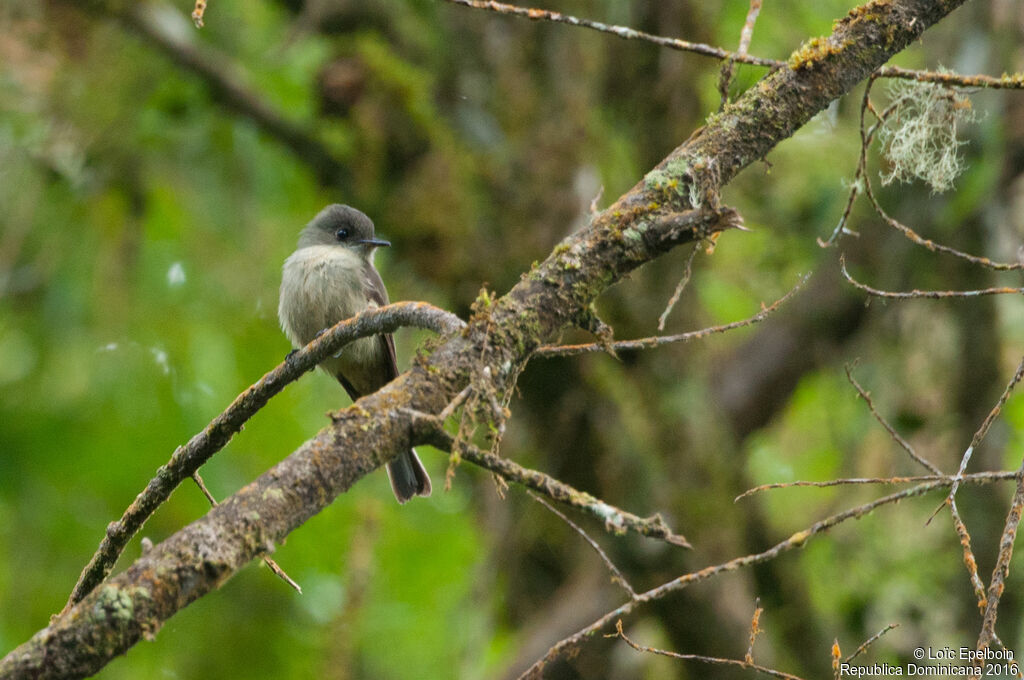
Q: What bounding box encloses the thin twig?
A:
[190,471,218,505]
[745,598,763,665]
[840,256,1024,298]
[863,173,1024,271]
[977,471,1024,655]
[657,245,699,331]
[819,74,896,246]
[438,385,472,424]
[444,0,1024,91]
[62,302,464,614]
[938,356,1024,518]
[737,0,762,58]
[609,620,805,680]
[843,361,1007,611]
[951,503,989,614]
[522,479,958,677]
[191,472,302,593]
[538,274,807,358]
[845,624,899,663]
[444,0,778,66]
[718,0,763,106]
[528,491,638,599]
[876,65,1024,90]
[408,412,691,547]
[844,363,941,473]
[735,471,1018,500]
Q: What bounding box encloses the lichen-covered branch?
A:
[63,301,463,616]
[409,414,690,547]
[1,403,417,680]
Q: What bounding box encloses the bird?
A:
[278,204,431,503]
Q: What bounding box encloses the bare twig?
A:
[538,274,807,358]
[746,598,763,664]
[718,0,763,106]
[840,256,1024,298]
[443,0,778,66]
[845,624,899,663]
[951,505,989,614]
[737,0,762,58]
[190,471,218,506]
[863,174,1024,271]
[657,245,699,331]
[735,471,1018,500]
[844,363,941,473]
[528,491,638,600]
[408,412,691,547]
[939,356,1024,517]
[977,472,1024,655]
[521,479,957,677]
[609,619,804,680]
[191,472,302,593]
[875,65,1024,90]
[844,361,1010,611]
[438,385,472,424]
[936,357,1021,614]
[62,302,464,614]
[819,74,895,246]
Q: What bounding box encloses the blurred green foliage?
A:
[2,0,1024,678]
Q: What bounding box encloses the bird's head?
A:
[297,204,391,257]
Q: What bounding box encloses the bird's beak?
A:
[358,238,391,247]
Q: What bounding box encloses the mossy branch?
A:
[62,302,463,616]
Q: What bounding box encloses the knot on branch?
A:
[639,205,747,254]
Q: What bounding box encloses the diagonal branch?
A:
[63,301,463,614]
[534,273,806,358]
[410,414,690,547]
[520,477,960,678]
[444,0,1022,90]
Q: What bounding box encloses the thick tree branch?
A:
[63,302,462,615]
[1,0,971,677]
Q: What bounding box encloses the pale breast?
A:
[278,246,380,370]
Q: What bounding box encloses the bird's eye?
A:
[335,228,350,241]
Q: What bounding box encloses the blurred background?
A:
[2,0,1024,678]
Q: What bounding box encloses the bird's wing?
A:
[362,260,400,384]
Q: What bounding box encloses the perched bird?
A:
[278,204,431,503]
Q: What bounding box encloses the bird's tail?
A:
[386,449,432,504]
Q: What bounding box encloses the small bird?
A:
[278,204,431,503]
